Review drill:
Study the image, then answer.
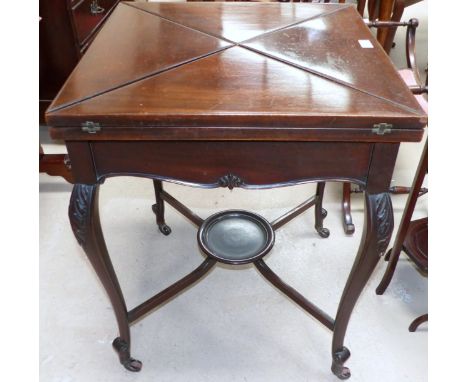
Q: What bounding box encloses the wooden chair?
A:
[341,16,427,234]
[376,140,427,332]
[368,18,428,332]
[368,0,425,53]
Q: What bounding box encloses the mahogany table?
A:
[46,2,427,379]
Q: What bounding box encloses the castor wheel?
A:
[152,203,171,235]
[334,365,351,380]
[331,347,351,380]
[317,227,330,238]
[321,208,328,218]
[158,224,172,236]
[123,358,143,372]
[112,337,142,372]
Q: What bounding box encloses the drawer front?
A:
[71,0,118,45]
[90,141,373,188]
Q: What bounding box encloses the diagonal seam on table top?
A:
[123,1,238,45]
[125,0,351,46]
[238,4,352,46]
[47,4,235,114]
[48,3,355,114]
[122,1,237,44]
[238,10,423,116]
[47,45,421,119]
[239,45,422,116]
[47,44,233,114]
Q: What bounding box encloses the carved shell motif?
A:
[218,174,244,190]
[68,184,95,247]
[374,193,394,255]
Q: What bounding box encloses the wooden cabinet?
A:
[39,0,120,122]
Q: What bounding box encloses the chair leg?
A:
[152,180,172,235]
[342,183,355,235]
[376,141,428,295]
[314,182,330,238]
[376,245,402,294]
[409,314,428,332]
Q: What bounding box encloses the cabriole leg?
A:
[332,192,393,379]
[315,182,330,238]
[152,180,171,235]
[69,184,142,372]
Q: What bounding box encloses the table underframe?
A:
[69,172,393,379]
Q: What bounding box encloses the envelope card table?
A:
[46,2,427,379]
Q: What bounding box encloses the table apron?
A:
[68,141,380,188]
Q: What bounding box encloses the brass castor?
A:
[112,337,142,372]
[158,224,172,236]
[152,204,172,235]
[331,347,351,380]
[317,227,330,238]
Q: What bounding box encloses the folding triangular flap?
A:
[49,3,231,111]
[243,6,423,113]
[128,1,344,43]
[49,46,417,127]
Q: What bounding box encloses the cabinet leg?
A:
[69,184,142,372]
[315,182,330,238]
[332,192,393,379]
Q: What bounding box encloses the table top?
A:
[46,2,426,142]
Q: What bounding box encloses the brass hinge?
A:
[372,123,393,135]
[81,121,101,134]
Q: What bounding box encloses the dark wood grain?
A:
[50,3,426,378]
[128,1,341,42]
[39,0,120,121]
[46,2,427,141]
[242,6,422,112]
[403,217,428,272]
[39,152,75,183]
[40,0,81,118]
[47,44,426,136]
[65,142,97,184]
[90,141,373,187]
[49,3,232,111]
[71,0,119,45]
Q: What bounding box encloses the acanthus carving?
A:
[68,184,95,247]
[374,193,394,255]
[218,174,244,190]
